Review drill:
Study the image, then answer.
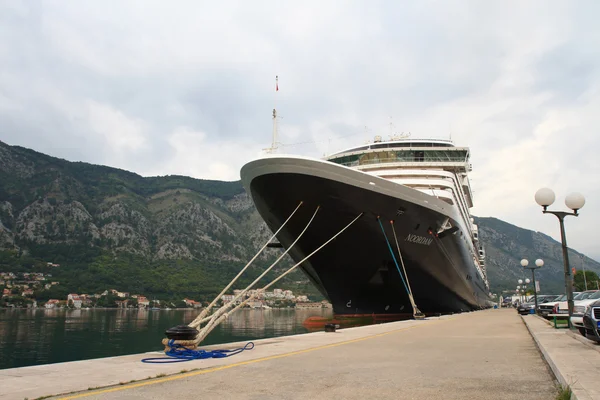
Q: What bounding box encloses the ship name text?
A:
[404,234,433,246]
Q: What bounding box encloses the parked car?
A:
[542,292,584,318]
[538,294,572,318]
[575,290,599,301]
[581,299,600,343]
[569,290,600,335]
[516,295,560,315]
[556,291,595,314]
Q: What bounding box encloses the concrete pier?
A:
[523,314,600,400]
[0,309,593,399]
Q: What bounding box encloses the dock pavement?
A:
[523,313,600,400]
[2,308,581,399]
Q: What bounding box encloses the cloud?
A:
[1,0,600,259]
[86,101,147,153]
[147,126,264,181]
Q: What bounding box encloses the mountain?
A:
[476,217,600,294]
[0,141,311,302]
[0,140,598,302]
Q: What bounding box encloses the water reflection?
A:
[0,308,332,370]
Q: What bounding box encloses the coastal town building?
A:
[137,296,150,307]
[116,300,129,308]
[183,298,202,308]
[1,270,315,310]
[221,294,235,304]
[44,299,60,309]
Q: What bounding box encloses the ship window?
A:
[329,149,469,166]
[440,198,454,205]
[328,154,360,166]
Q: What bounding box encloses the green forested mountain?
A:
[0,141,313,302]
[0,140,597,302]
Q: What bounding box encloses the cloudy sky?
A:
[1,1,599,260]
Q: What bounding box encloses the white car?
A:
[555,291,596,313]
[569,290,600,335]
[538,294,572,318]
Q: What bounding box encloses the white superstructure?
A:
[324,136,488,285]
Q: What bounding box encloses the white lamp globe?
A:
[525,278,530,284]
[517,285,521,290]
[535,259,544,267]
[535,188,556,207]
[521,259,529,267]
[518,279,523,284]
[565,192,585,211]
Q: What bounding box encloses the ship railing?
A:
[331,158,470,168]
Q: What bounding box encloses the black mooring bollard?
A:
[165,325,198,340]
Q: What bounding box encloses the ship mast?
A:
[264,75,279,154]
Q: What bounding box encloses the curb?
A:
[521,315,579,400]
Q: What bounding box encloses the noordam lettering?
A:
[404,234,433,246]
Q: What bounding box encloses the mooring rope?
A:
[377,217,411,295]
[192,206,321,340]
[390,220,424,318]
[191,211,365,345]
[189,201,304,329]
[141,342,255,364]
[376,217,424,318]
[161,211,364,350]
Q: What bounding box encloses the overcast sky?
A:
[1,1,599,261]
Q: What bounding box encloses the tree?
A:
[574,270,600,291]
[96,293,118,308]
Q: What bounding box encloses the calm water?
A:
[0,308,333,370]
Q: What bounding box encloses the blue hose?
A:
[141,341,255,363]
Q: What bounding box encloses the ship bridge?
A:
[326,138,470,174]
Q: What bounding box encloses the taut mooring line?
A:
[390,220,425,319]
[192,205,321,341]
[377,217,424,319]
[191,210,365,345]
[189,201,304,329]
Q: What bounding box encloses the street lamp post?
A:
[535,188,585,318]
[521,259,543,312]
[580,254,588,291]
[517,279,528,303]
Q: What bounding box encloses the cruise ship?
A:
[240,134,491,317]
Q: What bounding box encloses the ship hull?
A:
[241,156,490,315]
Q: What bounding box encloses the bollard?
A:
[165,325,199,340]
[324,323,339,332]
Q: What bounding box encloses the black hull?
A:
[244,162,490,315]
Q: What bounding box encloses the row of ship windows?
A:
[330,150,469,166]
[331,142,455,156]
